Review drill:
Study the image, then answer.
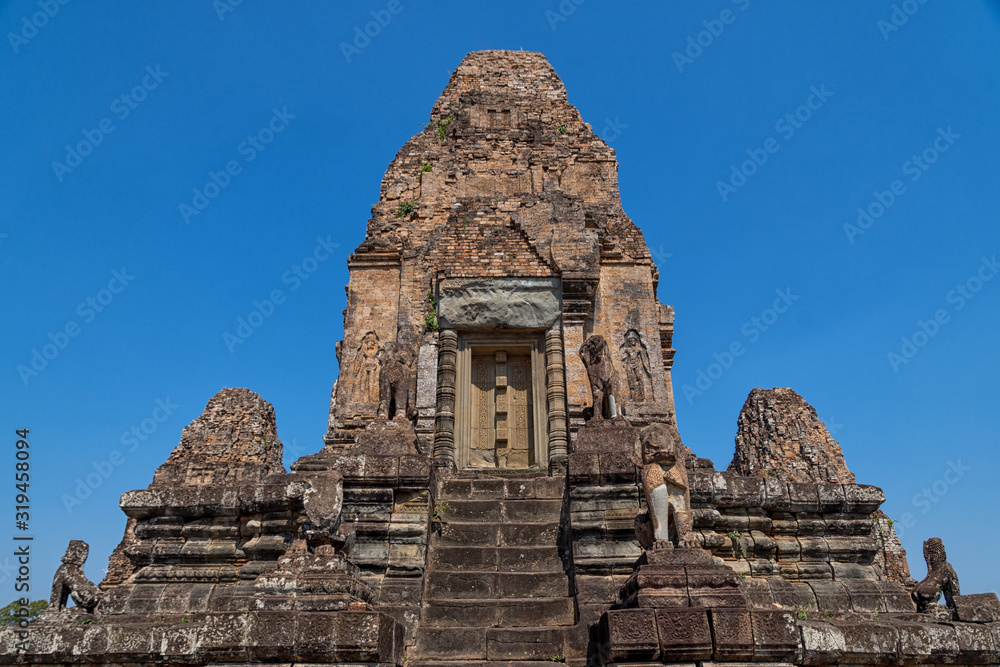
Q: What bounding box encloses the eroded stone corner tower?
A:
[325,50,678,470]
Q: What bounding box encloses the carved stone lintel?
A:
[433,329,458,466]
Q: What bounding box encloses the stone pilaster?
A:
[433,329,458,469]
[545,326,569,470]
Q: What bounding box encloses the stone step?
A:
[410,662,580,667]
[436,498,563,523]
[438,476,565,502]
[435,520,559,547]
[425,570,570,599]
[428,545,563,572]
[413,626,572,661]
[420,596,576,627]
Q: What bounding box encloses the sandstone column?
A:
[433,329,458,469]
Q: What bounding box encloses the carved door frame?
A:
[455,332,548,470]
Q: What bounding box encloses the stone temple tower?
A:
[326,50,677,473]
[11,50,999,667]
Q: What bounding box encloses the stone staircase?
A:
[411,474,579,665]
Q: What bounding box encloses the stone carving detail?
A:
[437,278,560,330]
[377,341,415,421]
[579,334,622,421]
[433,329,458,466]
[49,540,103,613]
[634,423,697,549]
[913,537,960,612]
[351,331,381,405]
[545,328,569,468]
[620,328,652,403]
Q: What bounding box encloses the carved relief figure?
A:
[49,540,103,613]
[620,328,652,402]
[351,331,381,405]
[378,341,415,421]
[579,334,622,421]
[634,423,698,549]
[913,537,960,612]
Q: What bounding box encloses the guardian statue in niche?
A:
[351,331,381,405]
[579,334,622,421]
[913,537,960,612]
[49,540,103,613]
[377,341,416,422]
[634,423,699,549]
[620,328,653,403]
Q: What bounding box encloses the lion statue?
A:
[912,537,960,613]
[579,335,622,422]
[49,540,103,613]
[634,423,699,550]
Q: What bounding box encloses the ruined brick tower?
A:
[8,50,1000,667]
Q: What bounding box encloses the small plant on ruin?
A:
[556,124,567,134]
[727,530,747,560]
[255,436,273,451]
[548,657,567,664]
[420,162,432,172]
[432,502,450,523]
[436,116,454,142]
[182,617,190,623]
[424,289,440,332]
[738,571,746,580]
[887,518,894,528]
[395,201,415,217]
[796,609,808,620]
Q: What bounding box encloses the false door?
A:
[469,351,534,468]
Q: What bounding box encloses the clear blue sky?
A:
[3,1,999,598]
